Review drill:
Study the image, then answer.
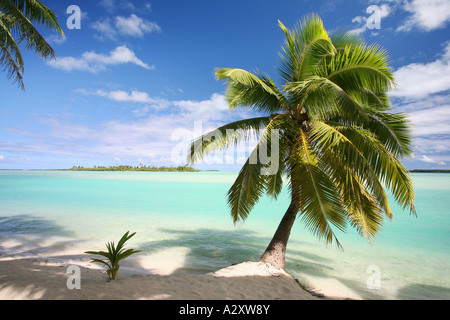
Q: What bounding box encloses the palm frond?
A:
[0,10,25,87]
[319,146,384,241]
[277,14,336,84]
[286,76,370,122]
[310,120,393,218]
[187,116,273,165]
[0,31,24,89]
[12,0,64,35]
[227,114,293,222]
[118,248,142,261]
[116,231,135,250]
[364,108,414,158]
[84,250,109,258]
[88,258,112,269]
[319,43,395,94]
[277,20,297,84]
[215,67,287,113]
[330,29,364,51]
[227,152,266,223]
[0,0,64,89]
[345,181,384,241]
[1,0,54,59]
[288,128,347,248]
[264,159,285,200]
[334,124,415,215]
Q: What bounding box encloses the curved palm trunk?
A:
[260,180,300,270]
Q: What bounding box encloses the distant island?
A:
[63,165,200,172]
[410,169,450,173]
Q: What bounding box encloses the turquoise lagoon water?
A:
[0,170,449,299]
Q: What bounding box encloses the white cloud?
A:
[81,89,245,122]
[419,155,434,163]
[121,1,136,11]
[78,89,171,113]
[413,137,450,154]
[418,155,446,165]
[91,14,161,41]
[0,155,4,160]
[408,104,450,136]
[46,33,67,45]
[115,14,161,37]
[390,42,450,98]
[388,42,450,166]
[397,0,450,31]
[144,3,152,11]
[47,45,153,72]
[42,119,94,141]
[91,19,117,41]
[1,90,261,167]
[392,86,450,159]
[350,16,369,35]
[351,0,450,34]
[173,93,231,120]
[98,0,149,13]
[98,0,116,13]
[92,89,160,103]
[131,106,153,117]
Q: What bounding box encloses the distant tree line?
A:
[65,164,200,172]
[409,169,450,173]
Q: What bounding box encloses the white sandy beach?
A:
[0,254,321,300]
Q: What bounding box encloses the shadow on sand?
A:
[2,215,448,300]
[0,217,323,300]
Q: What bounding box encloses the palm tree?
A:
[188,14,416,270]
[0,0,64,89]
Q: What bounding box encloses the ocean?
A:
[0,170,449,300]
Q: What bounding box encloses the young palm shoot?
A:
[85,231,141,281]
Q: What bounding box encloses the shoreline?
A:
[0,251,329,300]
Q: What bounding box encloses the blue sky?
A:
[1,0,450,170]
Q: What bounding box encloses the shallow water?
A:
[0,170,449,299]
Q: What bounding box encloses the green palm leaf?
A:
[364,108,414,158]
[227,152,266,223]
[227,119,279,222]
[277,14,335,84]
[289,129,347,247]
[216,68,287,113]
[335,124,415,214]
[320,43,395,93]
[0,10,24,88]
[318,142,385,241]
[84,231,141,280]
[0,0,64,89]
[310,120,394,217]
[330,29,364,51]
[187,116,272,165]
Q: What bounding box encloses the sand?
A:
[0,254,321,300]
